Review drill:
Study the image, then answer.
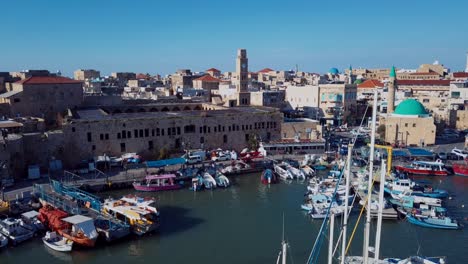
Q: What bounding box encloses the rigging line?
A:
[345,179,376,255]
[332,192,358,256]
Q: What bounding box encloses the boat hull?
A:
[133,183,182,192]
[452,163,468,177]
[395,166,448,176]
[406,215,460,230]
[42,237,73,252]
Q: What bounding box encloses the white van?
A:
[186,155,203,164]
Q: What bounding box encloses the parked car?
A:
[451,148,468,159]
[186,155,203,164]
[437,152,447,160]
[211,153,231,162]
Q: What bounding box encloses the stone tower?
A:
[465,51,468,73]
[236,49,248,92]
[236,49,250,105]
[387,66,397,113]
[348,65,354,84]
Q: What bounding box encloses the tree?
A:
[377,124,386,139]
[158,147,168,160]
[247,133,259,150]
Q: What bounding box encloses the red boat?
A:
[38,205,98,247]
[395,160,449,176]
[453,161,468,177]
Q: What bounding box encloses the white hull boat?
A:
[42,231,73,252]
[274,164,293,180]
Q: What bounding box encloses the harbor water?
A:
[1,173,467,263]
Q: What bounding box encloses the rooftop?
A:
[206,68,221,72]
[358,79,384,89]
[258,68,274,73]
[453,72,468,78]
[194,75,222,82]
[393,99,429,116]
[15,76,83,85]
[397,80,450,86]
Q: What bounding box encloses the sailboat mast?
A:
[282,213,287,264]
[328,212,335,264]
[363,89,378,262]
[374,159,386,260]
[340,144,353,264]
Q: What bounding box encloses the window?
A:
[92,145,96,151]
[148,140,154,150]
[184,125,196,133]
[208,127,211,133]
[127,131,131,138]
[267,132,271,140]
[412,124,416,128]
[105,134,109,140]
[423,99,429,103]
[200,137,205,144]
[122,130,126,139]
[223,134,228,143]
[100,134,104,140]
[72,127,76,132]
[161,129,164,136]
[117,133,121,139]
[134,129,138,138]
[139,129,143,137]
[451,92,461,98]
[245,134,249,141]
[87,132,92,142]
[156,128,160,136]
[13,98,20,103]
[145,129,149,137]
[152,129,155,136]
[214,127,217,133]
[120,143,126,152]
[405,123,408,127]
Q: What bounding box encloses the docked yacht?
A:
[395,160,449,176]
[0,218,35,245]
[384,177,448,198]
[102,195,160,236]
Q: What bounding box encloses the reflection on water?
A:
[44,244,73,262]
[127,241,144,257]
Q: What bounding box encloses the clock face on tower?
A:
[241,63,246,69]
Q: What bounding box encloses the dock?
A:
[352,187,399,220]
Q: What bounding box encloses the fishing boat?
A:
[42,231,73,252]
[0,218,35,245]
[0,233,7,248]
[452,160,468,176]
[406,211,460,230]
[384,177,448,198]
[38,206,98,247]
[133,174,182,192]
[261,169,277,184]
[202,172,217,189]
[285,163,306,180]
[215,171,230,188]
[20,210,45,234]
[395,160,449,176]
[102,195,160,236]
[306,194,344,219]
[274,164,293,180]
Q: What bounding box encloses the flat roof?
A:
[0,90,22,98]
[72,106,278,122]
[62,215,93,224]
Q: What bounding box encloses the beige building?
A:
[281,118,320,140]
[74,69,100,81]
[384,99,436,146]
[250,90,285,108]
[285,85,320,109]
[319,83,357,124]
[62,103,282,166]
[0,76,83,125]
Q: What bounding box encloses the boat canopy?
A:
[62,215,98,239]
[146,174,176,180]
[407,148,435,157]
[21,210,39,219]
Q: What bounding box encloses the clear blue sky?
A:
[2,0,468,77]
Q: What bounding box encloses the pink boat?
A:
[133,174,182,192]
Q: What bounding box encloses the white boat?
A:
[203,172,217,189]
[215,172,230,188]
[0,233,7,248]
[274,164,293,180]
[0,218,34,245]
[300,165,315,177]
[307,194,344,219]
[20,210,45,234]
[285,164,306,180]
[42,231,73,252]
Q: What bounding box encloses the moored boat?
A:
[395,160,448,176]
[38,206,98,247]
[452,161,468,176]
[42,231,73,252]
[102,195,160,236]
[202,172,217,189]
[261,169,277,184]
[133,174,182,192]
[215,171,230,188]
[384,177,448,199]
[0,233,7,248]
[0,218,35,245]
[406,213,460,230]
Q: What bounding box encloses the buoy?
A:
[462,204,465,208]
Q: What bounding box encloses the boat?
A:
[406,211,460,230]
[384,177,448,198]
[261,169,277,184]
[42,231,73,252]
[306,194,344,219]
[452,160,468,176]
[0,233,7,248]
[395,160,449,176]
[202,172,217,189]
[133,174,182,192]
[190,175,203,191]
[312,164,327,171]
[215,171,230,188]
[102,195,160,236]
[383,256,447,263]
[38,206,98,247]
[20,210,45,234]
[274,164,293,180]
[300,165,315,178]
[0,218,35,245]
[285,163,306,180]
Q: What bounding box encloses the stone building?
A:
[205,68,221,78]
[192,75,221,102]
[250,90,285,108]
[319,83,357,125]
[74,69,100,81]
[62,103,282,166]
[384,99,436,146]
[0,76,83,125]
[281,118,320,140]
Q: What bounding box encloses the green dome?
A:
[354,79,363,84]
[394,99,428,116]
[329,68,339,74]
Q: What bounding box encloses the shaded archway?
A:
[161,107,169,112]
[149,108,159,112]
[137,108,146,113]
[113,109,122,114]
[125,109,134,113]
[172,106,180,111]
[183,106,191,111]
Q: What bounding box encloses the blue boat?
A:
[406,214,461,230]
[384,177,448,199]
[312,165,326,171]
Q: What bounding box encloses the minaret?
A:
[236,49,248,92]
[387,66,397,113]
[348,65,354,84]
[465,52,468,73]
